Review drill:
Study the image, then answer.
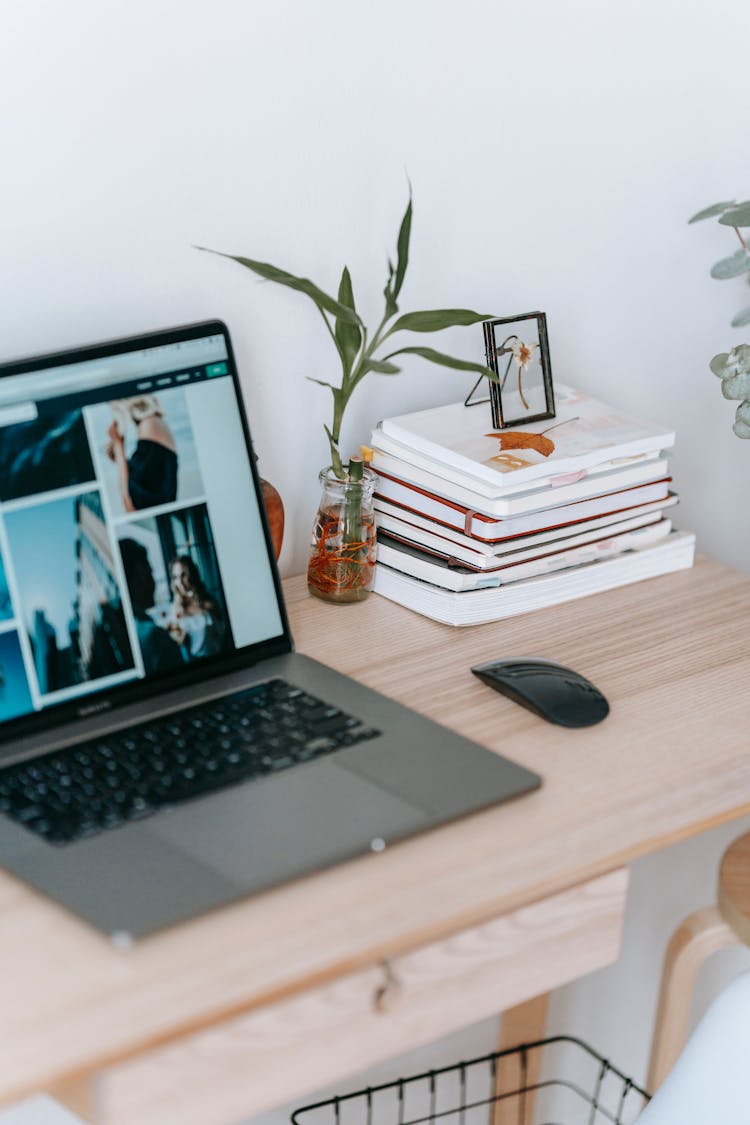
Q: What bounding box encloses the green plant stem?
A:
[343,479,363,551]
[343,456,364,552]
[327,309,393,477]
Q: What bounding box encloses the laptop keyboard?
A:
[0,678,380,846]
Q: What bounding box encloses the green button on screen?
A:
[206,362,228,377]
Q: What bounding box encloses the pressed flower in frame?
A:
[509,338,539,409]
[484,313,555,429]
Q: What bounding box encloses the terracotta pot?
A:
[261,478,284,560]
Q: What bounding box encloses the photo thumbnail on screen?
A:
[87,387,204,517]
[0,404,95,502]
[5,491,135,696]
[0,551,12,623]
[118,502,234,676]
[0,631,34,722]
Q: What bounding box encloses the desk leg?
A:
[48,1073,97,1123]
[492,993,550,1125]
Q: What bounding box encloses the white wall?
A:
[3,0,749,576]
[2,0,749,1114]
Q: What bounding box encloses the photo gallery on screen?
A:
[0,384,234,715]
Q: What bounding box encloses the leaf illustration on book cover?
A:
[484,431,556,457]
[484,416,579,460]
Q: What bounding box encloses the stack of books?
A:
[369,385,695,626]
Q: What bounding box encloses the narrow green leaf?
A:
[390,309,494,333]
[383,345,499,381]
[306,376,338,391]
[383,258,398,319]
[324,424,345,478]
[196,247,362,326]
[688,201,735,223]
[384,291,398,318]
[710,250,750,280]
[392,193,412,301]
[709,353,730,376]
[334,266,362,375]
[731,307,750,328]
[718,201,750,228]
[363,359,401,375]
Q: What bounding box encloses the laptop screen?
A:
[0,323,285,731]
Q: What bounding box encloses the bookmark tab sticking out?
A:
[550,470,587,487]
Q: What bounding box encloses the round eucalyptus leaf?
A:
[731,307,750,328]
[711,250,750,279]
[721,371,750,400]
[709,352,730,376]
[688,201,735,223]
[718,201,750,228]
[732,405,750,438]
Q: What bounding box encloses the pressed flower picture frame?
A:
[483,311,556,428]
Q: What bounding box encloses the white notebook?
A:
[374,475,672,541]
[377,519,674,591]
[373,531,696,626]
[378,384,674,490]
[371,448,669,517]
[375,495,680,569]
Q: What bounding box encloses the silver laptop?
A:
[0,321,539,940]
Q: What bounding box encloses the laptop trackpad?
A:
[149,759,430,891]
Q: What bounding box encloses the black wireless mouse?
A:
[471,657,609,728]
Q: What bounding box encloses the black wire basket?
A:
[291,1037,650,1125]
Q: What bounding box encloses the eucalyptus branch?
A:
[689,198,750,436]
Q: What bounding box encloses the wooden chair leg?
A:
[492,993,550,1125]
[647,906,738,1093]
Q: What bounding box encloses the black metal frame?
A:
[483,312,556,430]
[0,318,293,749]
[291,1037,650,1125]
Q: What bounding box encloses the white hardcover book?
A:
[378,508,675,572]
[373,531,696,626]
[372,450,669,517]
[374,494,680,564]
[377,520,673,591]
[378,384,675,491]
[371,425,663,500]
[374,475,672,541]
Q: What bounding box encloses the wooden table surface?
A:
[1,557,749,1103]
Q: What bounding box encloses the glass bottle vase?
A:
[307,466,377,604]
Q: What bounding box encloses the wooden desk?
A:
[1,558,749,1123]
